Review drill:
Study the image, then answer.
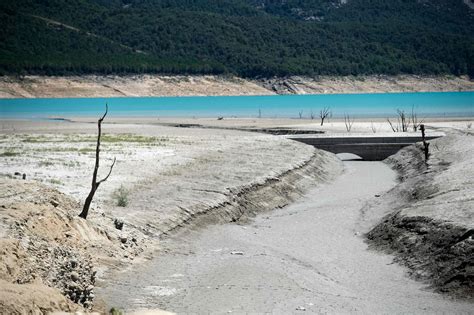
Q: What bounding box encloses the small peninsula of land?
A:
[0,75,473,98]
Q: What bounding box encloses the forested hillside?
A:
[1,0,473,77]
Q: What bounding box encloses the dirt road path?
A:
[98,161,473,313]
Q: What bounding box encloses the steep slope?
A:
[367,131,474,298]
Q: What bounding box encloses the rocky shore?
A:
[0,74,472,98]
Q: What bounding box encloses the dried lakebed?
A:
[98,160,472,313]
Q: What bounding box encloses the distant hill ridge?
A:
[1,0,473,77]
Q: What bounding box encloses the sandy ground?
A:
[0,75,472,98]
[1,118,473,313]
[67,116,473,135]
[0,120,333,236]
[0,119,341,313]
[98,160,473,313]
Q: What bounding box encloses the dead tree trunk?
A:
[320,107,331,126]
[79,104,116,219]
[411,105,424,132]
[420,124,430,161]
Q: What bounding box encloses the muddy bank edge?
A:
[0,146,342,313]
[367,130,474,299]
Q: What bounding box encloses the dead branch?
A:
[411,105,424,131]
[79,104,116,219]
[319,106,331,126]
[387,109,410,132]
[397,109,409,132]
[344,113,355,132]
[387,118,398,132]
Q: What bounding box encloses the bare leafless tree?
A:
[310,110,315,120]
[79,104,116,219]
[397,109,409,132]
[387,109,410,132]
[319,106,331,126]
[258,108,262,118]
[344,113,355,132]
[410,105,424,131]
[298,110,303,119]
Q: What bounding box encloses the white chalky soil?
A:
[99,160,473,314]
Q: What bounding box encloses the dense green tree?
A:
[0,0,473,77]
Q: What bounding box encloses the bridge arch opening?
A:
[336,153,363,161]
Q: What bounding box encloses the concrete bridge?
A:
[288,133,443,161]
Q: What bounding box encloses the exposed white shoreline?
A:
[1,74,472,98]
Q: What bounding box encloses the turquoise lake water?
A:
[1,92,473,119]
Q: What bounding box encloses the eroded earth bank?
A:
[0,121,473,313]
[367,130,474,298]
[0,120,340,313]
[98,131,473,313]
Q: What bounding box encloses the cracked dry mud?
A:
[98,160,473,314]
